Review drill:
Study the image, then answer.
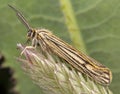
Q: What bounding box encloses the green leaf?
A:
[0,0,120,94]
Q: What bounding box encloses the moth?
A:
[9,5,112,86]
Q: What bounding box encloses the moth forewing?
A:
[9,5,112,86]
[39,31,112,85]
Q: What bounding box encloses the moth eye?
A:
[27,30,32,37]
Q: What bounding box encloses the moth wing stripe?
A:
[46,37,102,76]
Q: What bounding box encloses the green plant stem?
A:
[60,0,87,54]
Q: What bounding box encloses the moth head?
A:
[27,29,36,39]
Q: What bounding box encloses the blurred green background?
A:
[0,0,120,94]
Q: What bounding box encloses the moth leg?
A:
[20,46,35,55]
[21,38,38,55]
[21,38,37,55]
